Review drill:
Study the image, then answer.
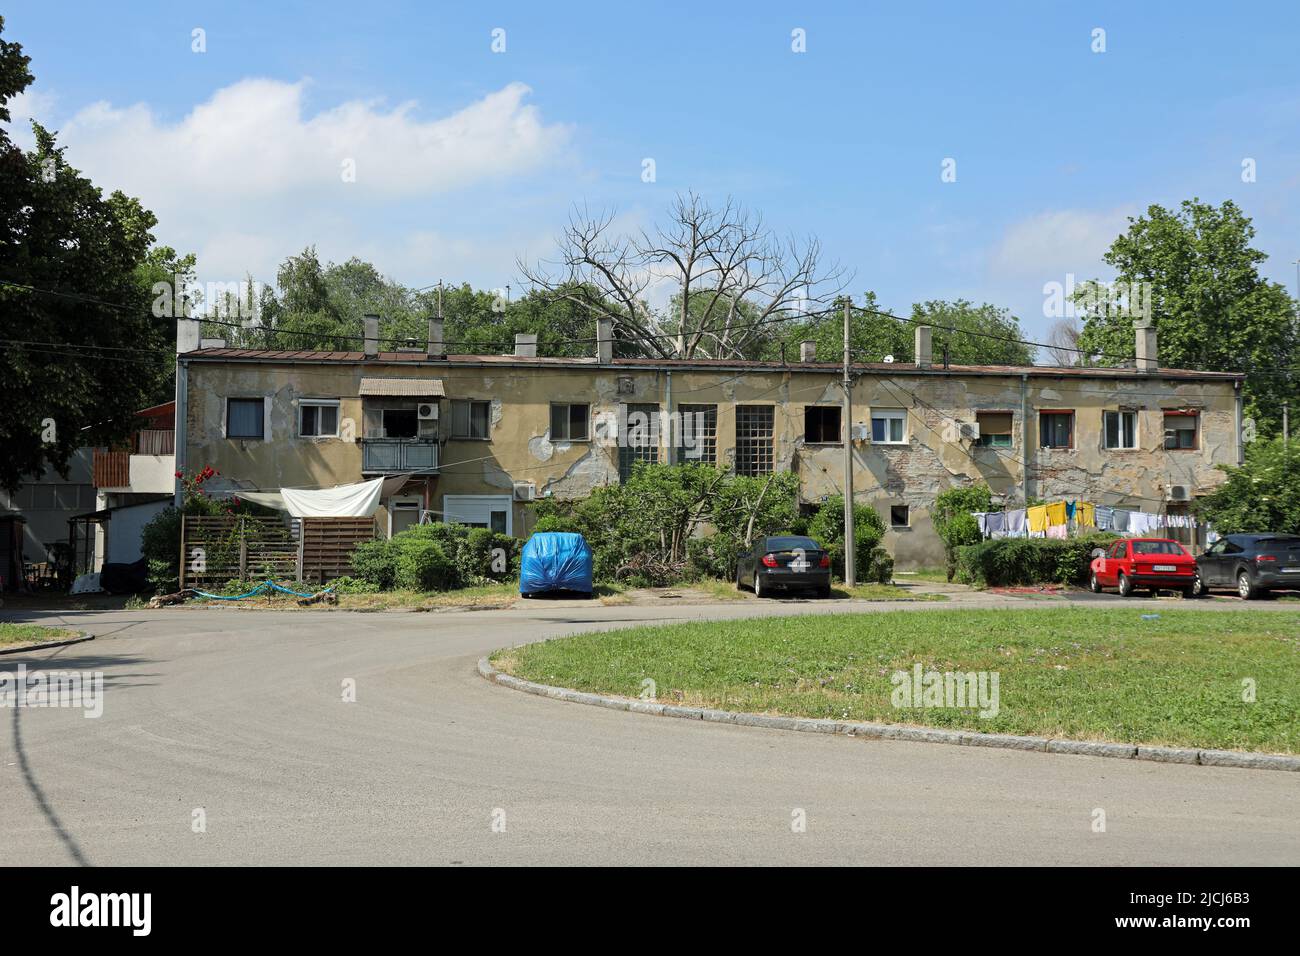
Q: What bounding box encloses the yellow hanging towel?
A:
[1027,505,1049,533]
[1045,501,1068,527]
[1076,501,1096,528]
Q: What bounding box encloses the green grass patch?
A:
[837,583,946,601]
[0,622,78,647]
[496,608,1300,754]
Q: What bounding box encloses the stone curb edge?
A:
[0,631,94,656]
[477,657,1300,773]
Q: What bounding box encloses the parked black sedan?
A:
[1193,534,1300,599]
[735,535,832,598]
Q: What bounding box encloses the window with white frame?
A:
[1104,410,1138,449]
[299,399,340,438]
[870,409,907,444]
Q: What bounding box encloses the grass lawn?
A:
[495,608,1300,754]
[0,622,78,647]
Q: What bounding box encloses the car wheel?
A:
[1089,572,1102,593]
[1117,572,1133,597]
[1237,570,1257,600]
[1190,574,1206,598]
[753,571,765,599]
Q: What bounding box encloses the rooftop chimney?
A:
[596,317,613,364]
[799,340,817,362]
[1135,321,1158,372]
[363,314,380,357]
[428,315,444,358]
[176,316,201,354]
[914,325,933,368]
[514,333,537,358]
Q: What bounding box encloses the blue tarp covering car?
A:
[520,532,594,597]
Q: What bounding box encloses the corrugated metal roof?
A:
[358,377,445,396]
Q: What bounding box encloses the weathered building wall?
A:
[182,355,1240,567]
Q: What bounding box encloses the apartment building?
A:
[176,316,1243,567]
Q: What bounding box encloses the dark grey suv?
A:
[736,535,832,598]
[1193,534,1300,599]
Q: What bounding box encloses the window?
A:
[1039,411,1073,449]
[619,403,660,481]
[443,494,512,536]
[890,504,910,528]
[1132,540,1187,556]
[804,405,842,444]
[1104,410,1138,449]
[1164,412,1198,450]
[382,408,419,439]
[735,405,775,476]
[975,411,1013,448]
[550,403,590,441]
[450,399,490,439]
[870,409,907,444]
[678,404,717,465]
[226,398,265,439]
[299,399,340,438]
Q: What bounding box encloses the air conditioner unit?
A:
[959,422,981,440]
[1169,485,1188,501]
[417,402,438,421]
[513,481,536,502]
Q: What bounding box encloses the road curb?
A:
[477,657,1300,773]
[0,631,94,656]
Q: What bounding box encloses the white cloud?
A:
[988,207,1134,280]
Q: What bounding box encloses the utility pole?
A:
[843,298,856,587]
[1285,401,1290,455]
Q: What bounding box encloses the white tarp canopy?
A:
[237,476,411,518]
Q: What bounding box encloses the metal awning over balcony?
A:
[359,378,445,397]
[361,439,439,475]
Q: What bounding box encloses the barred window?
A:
[678,404,717,466]
[735,405,775,477]
[619,403,660,482]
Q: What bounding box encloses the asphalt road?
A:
[2,593,1297,866]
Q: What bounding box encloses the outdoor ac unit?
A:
[1169,485,1188,501]
[959,422,981,440]
[513,481,536,501]
[417,402,438,421]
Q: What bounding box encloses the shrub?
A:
[933,485,993,581]
[864,546,894,584]
[805,495,886,580]
[351,538,399,590]
[955,533,1119,588]
[394,539,454,591]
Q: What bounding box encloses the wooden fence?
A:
[180,514,377,590]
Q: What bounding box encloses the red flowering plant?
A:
[176,466,246,516]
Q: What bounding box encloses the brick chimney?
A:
[427,315,444,358]
[176,317,201,354]
[597,317,613,364]
[800,340,817,362]
[514,333,537,357]
[363,314,379,357]
[1135,321,1158,372]
[914,325,933,368]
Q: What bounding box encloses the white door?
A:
[442,494,512,535]
[388,497,422,537]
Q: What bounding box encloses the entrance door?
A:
[388,497,422,537]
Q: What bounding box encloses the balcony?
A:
[361,438,440,475]
[93,449,130,489]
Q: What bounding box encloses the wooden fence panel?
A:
[300,517,378,584]
[180,515,295,590]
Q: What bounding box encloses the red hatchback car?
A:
[1089,538,1197,597]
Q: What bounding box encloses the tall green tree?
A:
[909,299,1035,366]
[1075,199,1298,434]
[0,16,174,492]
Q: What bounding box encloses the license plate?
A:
[1153,565,1177,572]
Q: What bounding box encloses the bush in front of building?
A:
[805,495,890,582]
[350,522,521,592]
[932,484,994,582]
[954,533,1120,588]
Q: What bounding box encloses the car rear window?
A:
[765,536,820,552]
[1256,537,1300,548]
[1132,540,1187,556]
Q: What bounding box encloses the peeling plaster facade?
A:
[179,349,1243,567]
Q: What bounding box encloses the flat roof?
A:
[180,348,1244,382]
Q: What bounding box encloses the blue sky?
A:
[5,1,1299,341]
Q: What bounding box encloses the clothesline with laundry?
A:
[971,501,1210,541]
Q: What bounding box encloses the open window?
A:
[1039,411,1073,449]
[804,405,842,444]
[299,399,340,438]
[1104,410,1138,449]
[381,408,419,439]
[975,411,1013,448]
[1164,411,1198,450]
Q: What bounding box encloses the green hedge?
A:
[955,533,1119,588]
[351,522,521,592]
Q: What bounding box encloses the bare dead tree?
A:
[1045,317,1085,366]
[519,192,848,359]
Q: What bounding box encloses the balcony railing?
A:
[93,449,130,489]
[361,439,439,474]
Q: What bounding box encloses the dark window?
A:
[1108,542,1126,558]
[890,504,909,528]
[619,403,660,481]
[299,400,339,437]
[1039,412,1073,448]
[227,398,265,439]
[1132,540,1187,555]
[678,404,717,466]
[1164,413,1197,449]
[765,536,820,552]
[450,399,490,439]
[382,408,419,438]
[1104,410,1138,449]
[551,403,590,441]
[804,405,842,444]
[975,411,1013,448]
[489,509,508,534]
[735,405,775,476]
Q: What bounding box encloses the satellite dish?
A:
[883,354,895,364]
